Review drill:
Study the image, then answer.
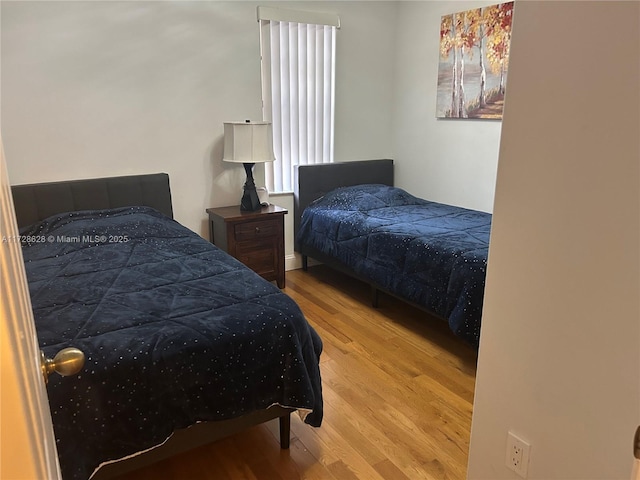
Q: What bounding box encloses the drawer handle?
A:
[255,227,260,234]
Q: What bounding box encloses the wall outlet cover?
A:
[506,431,531,478]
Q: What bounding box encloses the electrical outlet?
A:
[506,431,531,477]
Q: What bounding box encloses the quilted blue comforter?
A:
[20,207,323,480]
[298,185,491,346]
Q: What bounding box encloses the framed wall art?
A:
[437,1,514,119]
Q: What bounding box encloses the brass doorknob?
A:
[40,347,85,384]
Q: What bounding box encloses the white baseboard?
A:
[285,253,301,271]
[285,253,321,271]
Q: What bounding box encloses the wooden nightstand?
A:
[206,205,287,288]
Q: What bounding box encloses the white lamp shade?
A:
[223,121,276,164]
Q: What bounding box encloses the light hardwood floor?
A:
[115,265,478,480]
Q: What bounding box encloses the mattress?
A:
[20,206,323,479]
[297,184,491,346]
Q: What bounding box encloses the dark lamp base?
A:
[239,162,262,211]
[240,188,261,211]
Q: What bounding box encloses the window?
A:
[258,7,339,193]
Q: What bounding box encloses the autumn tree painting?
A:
[437,1,514,119]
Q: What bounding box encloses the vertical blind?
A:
[259,10,337,193]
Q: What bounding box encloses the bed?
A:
[12,173,323,480]
[293,159,491,347]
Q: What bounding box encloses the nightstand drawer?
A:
[236,241,277,277]
[234,220,279,241]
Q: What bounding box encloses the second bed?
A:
[294,159,491,347]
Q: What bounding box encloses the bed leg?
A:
[371,286,379,308]
[279,413,291,449]
[302,255,308,271]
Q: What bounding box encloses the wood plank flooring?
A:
[114,265,477,480]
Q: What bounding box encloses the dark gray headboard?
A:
[293,159,394,251]
[11,173,173,229]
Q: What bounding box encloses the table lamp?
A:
[223,120,276,211]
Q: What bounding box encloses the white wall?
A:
[1,1,260,236]
[392,0,502,213]
[469,2,640,479]
[0,1,396,244]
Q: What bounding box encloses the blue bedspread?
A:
[298,185,491,346]
[20,207,323,480]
